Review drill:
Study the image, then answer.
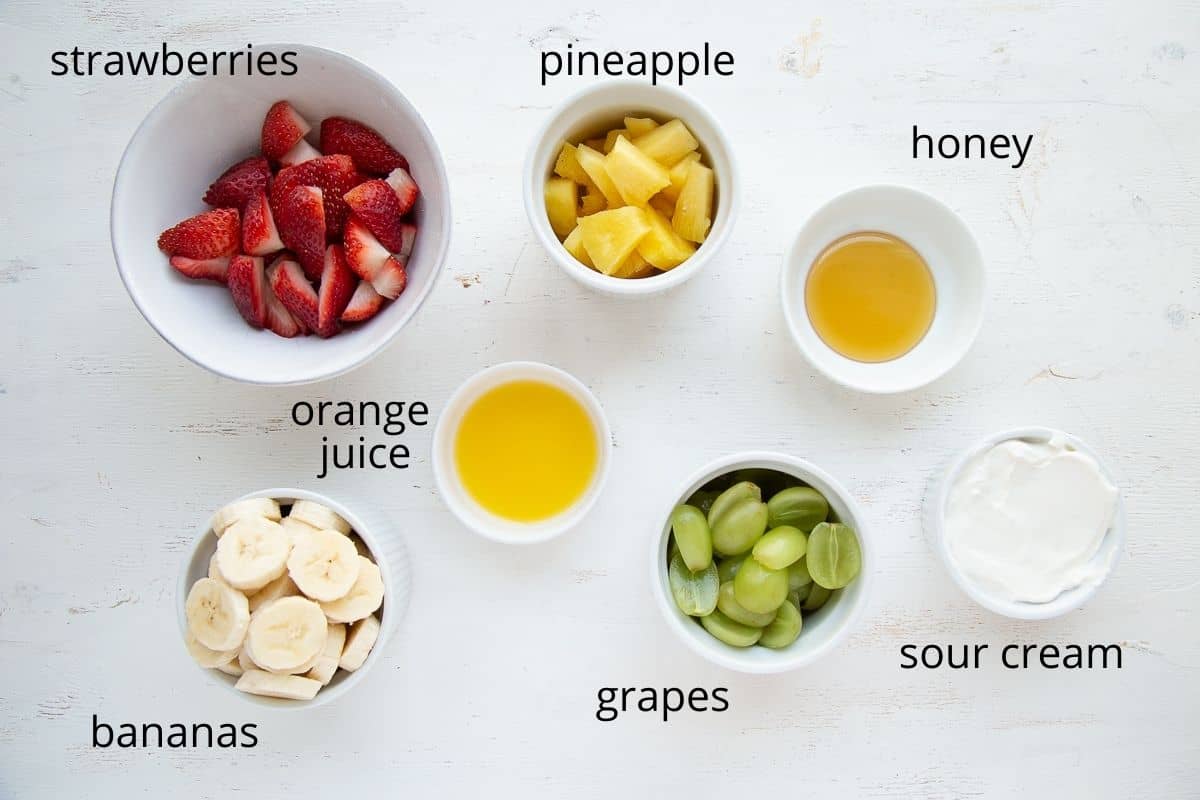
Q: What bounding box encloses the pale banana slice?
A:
[245,596,328,673]
[184,629,238,668]
[217,657,244,677]
[186,577,249,652]
[280,516,320,549]
[305,622,346,685]
[217,517,290,592]
[212,497,281,536]
[321,556,384,623]
[235,669,321,701]
[238,646,258,672]
[207,552,226,583]
[288,500,351,534]
[287,529,360,601]
[247,572,301,612]
[339,614,381,672]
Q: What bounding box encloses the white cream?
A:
[944,435,1119,604]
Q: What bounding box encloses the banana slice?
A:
[339,614,381,672]
[217,517,290,592]
[185,577,250,652]
[245,596,328,673]
[212,497,281,536]
[238,645,258,672]
[247,572,300,612]
[288,500,351,534]
[207,552,226,583]
[304,622,346,685]
[235,669,322,701]
[217,657,244,677]
[287,529,360,601]
[280,516,320,549]
[321,556,384,623]
[184,629,238,668]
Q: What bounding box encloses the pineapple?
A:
[660,151,701,203]
[623,116,659,137]
[672,161,713,243]
[637,207,697,270]
[583,137,606,152]
[544,177,578,239]
[562,225,594,269]
[605,137,670,207]
[553,143,596,191]
[648,194,676,219]
[603,128,627,153]
[611,250,658,279]
[577,207,650,276]
[579,187,607,216]
[633,119,699,166]
[575,144,624,208]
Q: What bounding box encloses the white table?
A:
[2,2,1198,796]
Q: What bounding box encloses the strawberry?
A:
[263,273,306,338]
[343,216,390,281]
[269,258,321,334]
[227,255,267,329]
[372,255,408,300]
[320,116,409,176]
[242,190,284,256]
[280,139,321,168]
[202,156,271,208]
[169,255,230,283]
[384,167,420,215]
[271,155,360,238]
[261,100,312,162]
[398,222,417,261]
[341,280,385,323]
[275,186,326,281]
[343,179,406,252]
[316,244,357,337]
[157,208,240,259]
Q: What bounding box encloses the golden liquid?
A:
[805,231,936,362]
[454,380,599,523]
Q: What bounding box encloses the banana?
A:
[217,657,244,677]
[184,629,238,668]
[238,646,258,672]
[339,614,381,672]
[321,556,384,623]
[305,622,346,685]
[185,577,250,652]
[235,669,322,701]
[287,500,351,534]
[287,529,360,602]
[217,517,291,592]
[245,596,328,673]
[211,497,281,536]
[207,552,226,583]
[280,516,320,549]
[247,573,300,612]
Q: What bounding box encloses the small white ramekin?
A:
[177,487,410,709]
[432,361,612,544]
[524,79,739,296]
[652,452,872,674]
[925,427,1125,620]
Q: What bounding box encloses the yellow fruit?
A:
[577,207,650,276]
[605,136,670,207]
[637,207,697,270]
[648,194,676,219]
[562,226,594,269]
[672,161,714,243]
[575,144,623,208]
[579,187,606,216]
[544,177,578,239]
[660,151,701,203]
[624,116,659,137]
[583,137,606,152]
[611,250,658,279]
[603,128,627,153]
[553,143,596,191]
[633,119,699,166]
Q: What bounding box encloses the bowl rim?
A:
[111,42,453,386]
[779,183,986,394]
[651,451,872,674]
[926,426,1126,620]
[522,78,740,297]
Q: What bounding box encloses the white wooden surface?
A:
[2,1,1198,797]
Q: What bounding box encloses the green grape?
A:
[706,481,761,527]
[668,552,718,616]
[751,525,808,570]
[806,522,863,589]
[802,584,833,611]
[670,504,712,572]
[717,581,775,627]
[759,600,803,649]
[716,554,746,583]
[766,486,829,532]
[732,556,789,614]
[710,499,768,556]
[699,610,763,648]
[787,558,812,591]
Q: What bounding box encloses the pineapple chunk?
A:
[553,143,596,191]
[623,116,659,137]
[672,161,713,243]
[648,194,677,219]
[575,144,623,208]
[659,151,701,203]
[603,128,628,153]
[633,119,699,166]
[583,137,606,152]
[562,226,594,269]
[637,207,697,270]
[544,177,578,239]
[611,250,658,279]
[605,137,670,207]
[577,207,650,276]
[579,187,606,216]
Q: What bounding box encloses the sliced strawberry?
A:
[342,216,390,281]
[398,222,417,261]
[242,190,284,256]
[319,116,408,176]
[384,167,420,215]
[315,244,357,337]
[275,186,326,281]
[227,255,267,329]
[157,208,240,259]
[269,258,320,333]
[202,156,271,208]
[169,255,230,283]
[262,272,306,338]
[343,179,406,252]
[341,280,385,323]
[261,101,312,162]
[280,139,321,168]
[271,155,360,238]
[372,255,408,300]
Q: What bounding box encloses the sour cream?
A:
[944,434,1119,604]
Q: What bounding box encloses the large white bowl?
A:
[112,44,451,385]
[524,80,739,296]
[652,452,872,674]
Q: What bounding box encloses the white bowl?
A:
[177,487,410,709]
[112,44,451,385]
[925,427,1125,620]
[781,185,986,393]
[652,452,872,674]
[432,361,612,544]
[524,79,739,296]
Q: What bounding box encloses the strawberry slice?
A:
[343,179,406,252]
[269,258,321,334]
[261,101,312,162]
[341,280,385,323]
[202,156,271,209]
[227,255,267,329]
[263,271,306,338]
[276,186,326,281]
[242,190,284,256]
[372,255,408,300]
[320,116,409,176]
[271,155,360,238]
[157,208,240,259]
[343,216,390,281]
[316,244,357,337]
[169,255,230,283]
[280,139,322,167]
[398,222,417,261]
[384,167,420,215]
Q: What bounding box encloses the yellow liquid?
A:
[805,231,936,362]
[454,380,599,522]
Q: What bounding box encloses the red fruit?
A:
[271,155,360,238]
[269,258,321,333]
[280,139,321,167]
[169,255,230,283]
[343,179,406,252]
[242,191,284,256]
[341,280,385,323]
[316,244,357,337]
[276,186,326,281]
[263,273,306,338]
[320,116,409,176]
[261,101,312,162]
[372,255,408,300]
[202,156,271,208]
[398,222,417,261]
[342,216,390,281]
[227,255,267,329]
[385,167,420,215]
[157,208,240,259]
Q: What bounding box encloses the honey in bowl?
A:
[804,232,936,363]
[454,380,599,522]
